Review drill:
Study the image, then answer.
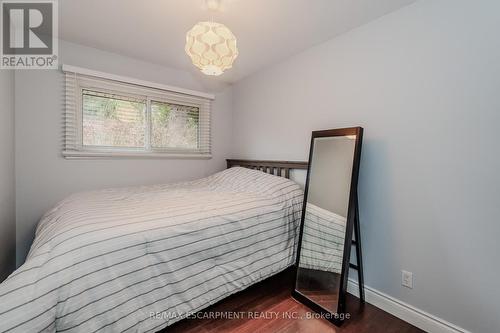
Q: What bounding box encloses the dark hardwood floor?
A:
[163,269,425,333]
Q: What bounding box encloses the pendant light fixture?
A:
[185,0,238,76]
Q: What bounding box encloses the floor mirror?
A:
[292,127,364,325]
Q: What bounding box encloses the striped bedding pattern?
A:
[299,203,346,274]
[0,167,303,333]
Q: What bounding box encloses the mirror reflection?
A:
[296,135,356,313]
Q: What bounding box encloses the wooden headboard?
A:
[226,159,308,179]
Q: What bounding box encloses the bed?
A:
[0,160,307,333]
[298,203,347,274]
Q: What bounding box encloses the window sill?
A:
[62,151,212,160]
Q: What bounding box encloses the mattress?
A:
[0,167,303,333]
[299,203,346,274]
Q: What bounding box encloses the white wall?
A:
[231,1,500,332]
[0,70,16,281]
[15,41,233,265]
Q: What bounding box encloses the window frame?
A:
[63,65,213,159]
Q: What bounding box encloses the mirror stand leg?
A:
[353,193,365,303]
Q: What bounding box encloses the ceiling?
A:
[59,0,417,85]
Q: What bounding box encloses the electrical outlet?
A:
[402,270,413,289]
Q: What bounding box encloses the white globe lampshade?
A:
[185,21,238,76]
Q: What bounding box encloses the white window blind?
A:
[63,65,213,159]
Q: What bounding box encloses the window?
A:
[150,101,199,150]
[63,65,213,158]
[82,90,146,148]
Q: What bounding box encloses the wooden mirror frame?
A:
[292,127,364,326]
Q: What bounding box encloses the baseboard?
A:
[347,279,470,333]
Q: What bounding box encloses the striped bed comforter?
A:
[0,167,303,333]
[299,203,346,274]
